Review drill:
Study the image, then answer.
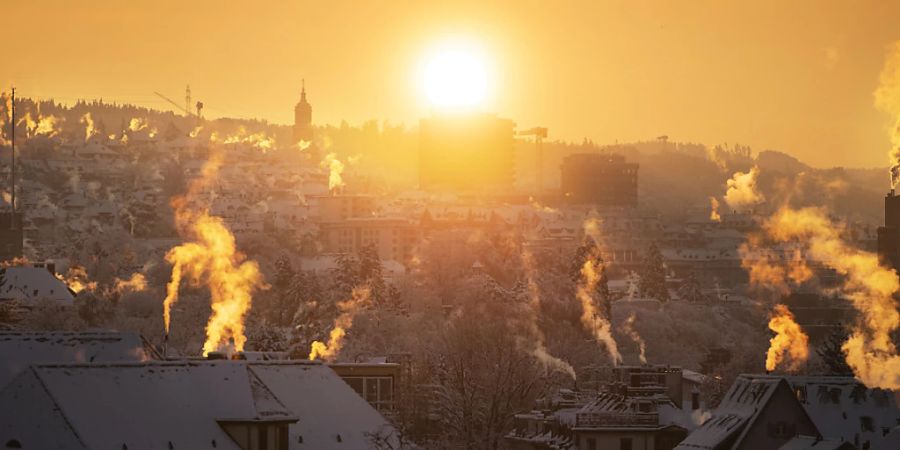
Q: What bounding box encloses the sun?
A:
[420,41,491,110]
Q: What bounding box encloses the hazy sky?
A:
[4,0,900,168]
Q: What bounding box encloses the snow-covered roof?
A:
[0,360,398,450]
[777,435,855,450]
[786,376,900,450]
[675,375,811,450]
[0,266,74,305]
[0,331,153,388]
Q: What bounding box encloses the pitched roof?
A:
[0,360,398,450]
[0,331,153,388]
[0,266,74,305]
[675,375,815,450]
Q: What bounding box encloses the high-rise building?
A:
[418,113,515,192]
[560,153,638,207]
[877,190,900,273]
[293,81,313,144]
[0,212,23,261]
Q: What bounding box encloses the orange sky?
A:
[3,0,900,168]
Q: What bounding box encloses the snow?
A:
[786,376,900,450]
[675,375,785,449]
[0,266,74,305]
[778,435,852,450]
[0,331,151,388]
[0,360,398,450]
[251,362,399,449]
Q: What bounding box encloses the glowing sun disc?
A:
[421,43,490,109]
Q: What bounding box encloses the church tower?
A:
[293,80,313,144]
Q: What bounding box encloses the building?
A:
[293,82,313,144]
[507,390,691,450]
[318,217,420,262]
[0,330,157,388]
[0,264,75,306]
[419,113,516,192]
[785,376,899,450]
[561,154,638,207]
[0,360,401,450]
[675,375,821,450]
[0,212,23,261]
[310,194,376,222]
[876,191,900,274]
[329,360,402,414]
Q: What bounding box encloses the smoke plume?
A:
[622,311,647,364]
[709,197,721,222]
[162,153,265,355]
[874,41,900,188]
[321,152,345,192]
[766,304,809,372]
[761,207,900,388]
[520,249,576,379]
[724,166,764,210]
[309,286,371,362]
[577,258,622,365]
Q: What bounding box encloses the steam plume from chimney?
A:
[874,41,900,188]
[761,207,900,388]
[724,166,764,210]
[520,249,576,379]
[623,311,647,364]
[161,153,265,355]
[321,152,345,192]
[766,304,809,372]
[309,286,371,362]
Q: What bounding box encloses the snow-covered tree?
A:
[639,243,669,302]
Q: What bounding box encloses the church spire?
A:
[301,79,307,102]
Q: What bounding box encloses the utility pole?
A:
[9,86,15,229]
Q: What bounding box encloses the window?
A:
[861,416,874,432]
[691,392,700,410]
[620,437,633,450]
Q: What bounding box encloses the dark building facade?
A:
[0,212,23,262]
[561,153,638,207]
[293,82,313,144]
[877,191,900,274]
[418,113,515,192]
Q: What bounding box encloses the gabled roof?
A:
[0,331,153,388]
[675,375,818,450]
[0,266,75,305]
[0,360,398,450]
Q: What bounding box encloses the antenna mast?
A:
[9,86,15,229]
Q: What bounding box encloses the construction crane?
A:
[154,91,194,117]
[155,88,203,125]
[517,127,548,194]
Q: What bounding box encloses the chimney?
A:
[206,351,228,360]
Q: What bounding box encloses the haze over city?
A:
[1,2,900,450]
[6,0,900,167]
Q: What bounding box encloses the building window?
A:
[620,437,633,450]
[692,392,700,410]
[861,416,874,432]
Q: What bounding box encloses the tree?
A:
[639,243,669,302]
[333,252,360,297]
[432,298,545,450]
[817,327,853,375]
[268,255,297,325]
[359,244,387,304]
[677,271,705,302]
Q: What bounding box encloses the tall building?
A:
[0,212,23,262]
[561,153,638,207]
[418,113,515,192]
[877,190,900,274]
[293,81,313,144]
